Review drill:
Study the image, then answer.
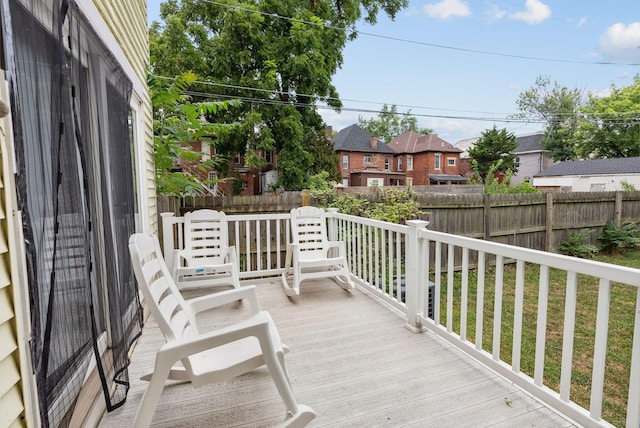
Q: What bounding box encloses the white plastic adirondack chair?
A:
[173,209,241,290]
[280,206,354,296]
[129,233,315,427]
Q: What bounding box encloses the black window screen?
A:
[2,0,143,426]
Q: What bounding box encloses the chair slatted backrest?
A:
[129,234,199,346]
[183,210,229,266]
[290,207,328,260]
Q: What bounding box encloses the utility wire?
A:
[165,76,640,122]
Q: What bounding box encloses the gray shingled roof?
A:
[514,132,544,154]
[389,131,461,154]
[534,157,640,177]
[333,124,395,154]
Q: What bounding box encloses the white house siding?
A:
[0,71,28,427]
[512,152,543,185]
[533,174,640,191]
[92,0,156,233]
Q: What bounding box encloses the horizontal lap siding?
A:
[0,70,25,427]
[93,0,156,232]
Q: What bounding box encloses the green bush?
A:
[598,220,640,254]
[309,187,423,224]
[558,229,599,259]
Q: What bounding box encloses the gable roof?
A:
[389,131,461,154]
[455,137,478,158]
[534,157,640,177]
[333,124,395,154]
[514,132,544,154]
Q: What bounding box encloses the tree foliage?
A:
[467,127,518,181]
[357,104,433,144]
[150,72,239,195]
[515,75,584,162]
[574,74,640,159]
[150,0,407,190]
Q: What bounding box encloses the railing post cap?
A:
[160,212,175,217]
[406,219,429,229]
[327,208,339,213]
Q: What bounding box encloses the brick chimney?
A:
[371,136,378,150]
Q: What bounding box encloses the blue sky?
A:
[147,0,640,144]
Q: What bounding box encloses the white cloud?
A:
[509,0,551,25]
[576,17,587,28]
[599,22,640,63]
[483,3,506,22]
[423,0,471,20]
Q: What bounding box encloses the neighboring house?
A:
[334,124,405,187]
[389,131,465,186]
[181,141,277,195]
[455,131,552,183]
[532,157,640,191]
[1,1,154,427]
[511,132,553,185]
[453,137,477,177]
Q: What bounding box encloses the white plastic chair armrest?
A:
[157,312,273,362]
[186,285,261,315]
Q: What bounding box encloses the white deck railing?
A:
[161,210,640,428]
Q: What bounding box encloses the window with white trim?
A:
[434,154,441,170]
[364,155,372,164]
[398,156,403,171]
[342,154,349,169]
[447,157,456,167]
[407,155,413,171]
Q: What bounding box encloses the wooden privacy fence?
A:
[158,190,640,253]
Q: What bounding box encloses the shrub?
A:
[558,229,599,259]
[598,220,640,254]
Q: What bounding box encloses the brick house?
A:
[333,124,405,187]
[388,131,465,186]
[180,140,277,196]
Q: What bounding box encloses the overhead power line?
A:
[157,74,640,122]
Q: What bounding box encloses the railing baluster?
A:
[590,279,610,421]
[534,265,549,386]
[434,242,441,325]
[266,219,271,270]
[367,225,373,286]
[447,244,454,333]
[395,231,401,301]
[381,227,386,296]
[560,271,578,402]
[627,287,640,427]
[374,226,380,291]
[493,255,504,361]
[245,220,251,273]
[255,219,261,271]
[276,219,281,268]
[461,247,469,342]
[475,251,485,350]
[512,259,525,373]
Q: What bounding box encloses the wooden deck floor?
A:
[99,279,577,428]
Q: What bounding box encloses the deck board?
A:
[98,279,577,428]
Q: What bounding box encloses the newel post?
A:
[160,212,176,273]
[326,208,339,242]
[405,219,429,333]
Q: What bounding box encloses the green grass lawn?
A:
[436,251,640,428]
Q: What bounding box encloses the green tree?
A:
[467,127,518,181]
[150,72,239,195]
[150,0,407,190]
[305,127,341,182]
[514,75,584,161]
[357,104,433,144]
[574,75,640,159]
